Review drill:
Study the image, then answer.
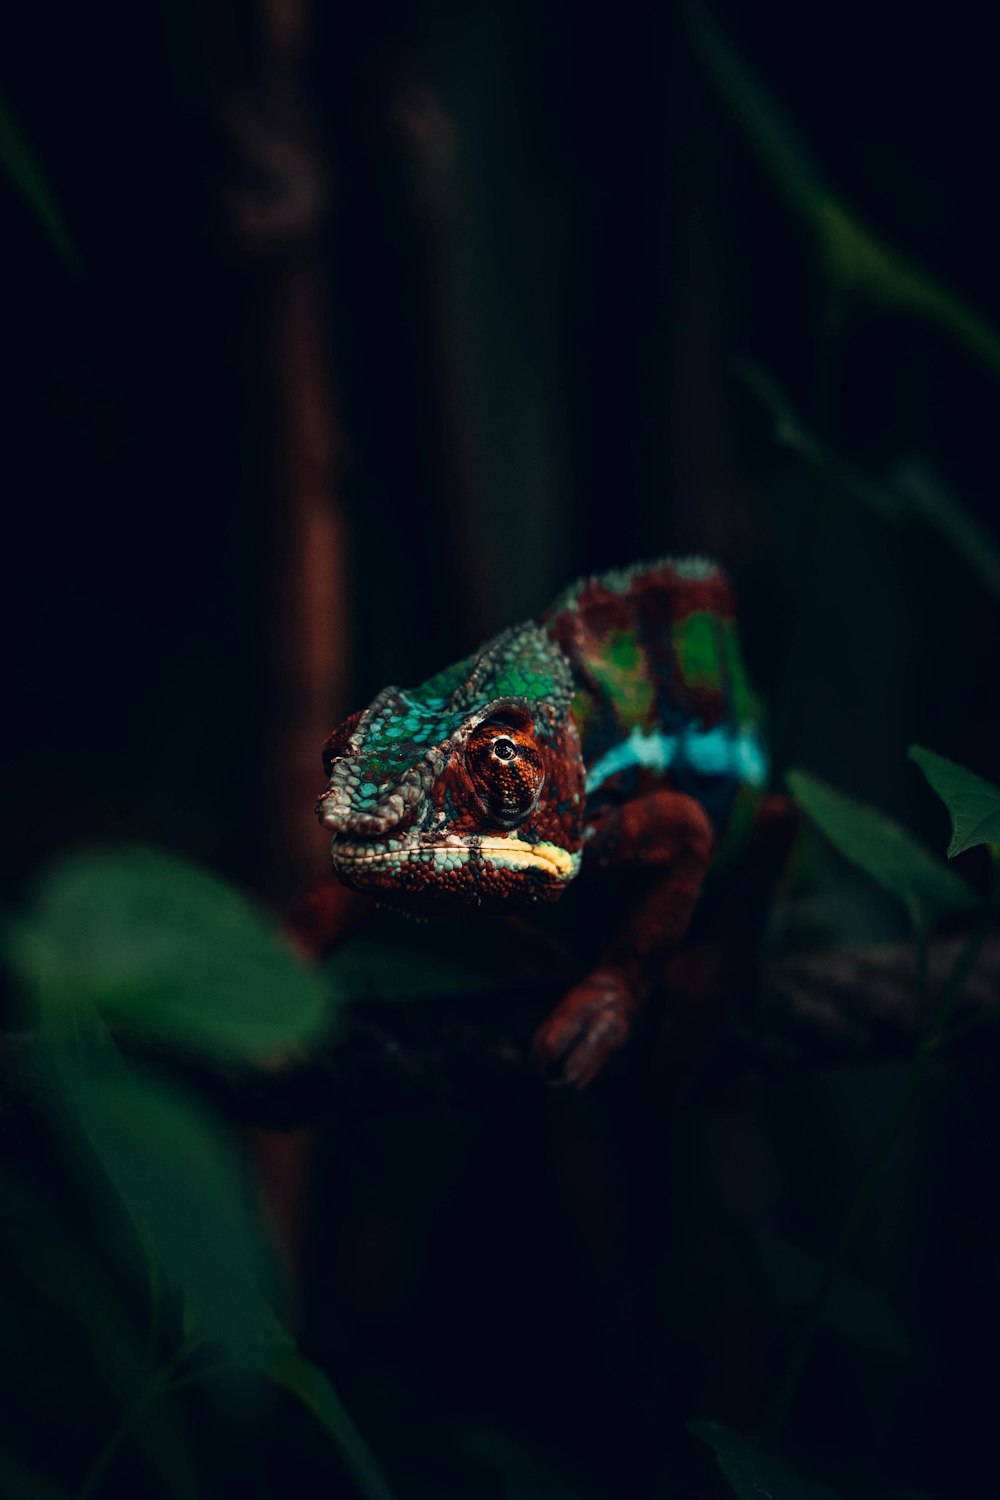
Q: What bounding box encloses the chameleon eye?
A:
[466,720,544,828]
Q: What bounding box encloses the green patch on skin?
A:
[722,621,753,719]
[483,629,572,707]
[492,668,556,700]
[419,656,475,703]
[570,690,592,735]
[675,611,722,690]
[587,630,653,729]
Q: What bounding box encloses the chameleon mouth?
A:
[330,836,579,881]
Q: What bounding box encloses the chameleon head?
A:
[315,624,586,907]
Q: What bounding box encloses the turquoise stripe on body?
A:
[585,724,768,795]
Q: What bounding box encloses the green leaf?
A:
[739,360,903,520]
[326,937,495,1003]
[687,6,1000,377]
[0,89,80,273]
[11,844,331,1063]
[28,991,394,1499]
[689,1422,844,1500]
[172,1345,396,1500]
[0,1164,209,1500]
[324,919,525,1004]
[261,1348,396,1500]
[445,1421,593,1500]
[814,203,1000,376]
[0,1449,70,1500]
[909,746,1000,857]
[739,361,900,517]
[787,770,977,923]
[685,5,828,223]
[894,464,1000,603]
[741,363,1000,602]
[45,1006,286,1362]
[755,1235,914,1360]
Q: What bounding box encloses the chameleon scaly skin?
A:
[316,620,586,905]
[316,558,773,1082]
[541,555,767,836]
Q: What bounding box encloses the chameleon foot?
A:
[532,966,634,1088]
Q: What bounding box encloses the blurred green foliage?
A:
[909,747,1000,859]
[11,847,331,1063]
[323,910,535,1005]
[751,1232,915,1364]
[2,847,394,1500]
[690,1422,844,1500]
[741,362,1000,600]
[787,769,978,932]
[687,4,1000,376]
[0,87,79,273]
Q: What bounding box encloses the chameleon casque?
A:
[314,557,788,1087]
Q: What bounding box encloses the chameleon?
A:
[313,557,790,1087]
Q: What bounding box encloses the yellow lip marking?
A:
[330,837,579,880]
[476,839,578,878]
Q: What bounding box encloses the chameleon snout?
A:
[317,788,404,836]
[315,774,427,842]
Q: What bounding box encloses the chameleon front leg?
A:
[532,790,715,1087]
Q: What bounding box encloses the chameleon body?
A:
[316,558,775,1084]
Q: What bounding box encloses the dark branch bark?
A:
[3,933,998,1129]
[751,931,1000,1067]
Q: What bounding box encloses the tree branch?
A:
[751,931,1000,1067]
[2,932,998,1128]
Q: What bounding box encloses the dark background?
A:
[4,3,1000,1497]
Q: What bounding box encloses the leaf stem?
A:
[76,1343,193,1499]
[942,998,1000,1045]
[76,1372,166,1500]
[166,1361,240,1396]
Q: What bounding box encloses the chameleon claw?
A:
[532,967,634,1088]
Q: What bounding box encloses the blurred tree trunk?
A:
[212,0,348,1269]
[216,0,347,905]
